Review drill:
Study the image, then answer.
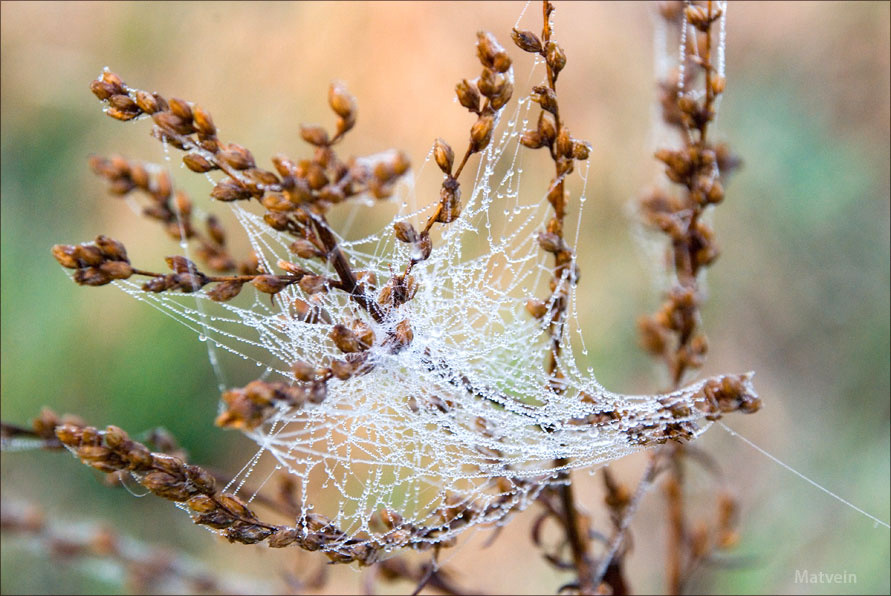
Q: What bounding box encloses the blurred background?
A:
[2,2,888,594]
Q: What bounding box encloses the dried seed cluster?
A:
[637,1,743,388]
[89,155,244,273]
[632,3,758,593]
[513,2,590,384]
[52,235,133,286]
[26,5,762,594]
[513,4,599,593]
[397,30,515,280]
[86,69,409,316]
[42,412,538,567]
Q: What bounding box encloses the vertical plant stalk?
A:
[635,1,744,592]
[515,2,597,593]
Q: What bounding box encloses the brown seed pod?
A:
[99,261,133,280]
[291,360,316,382]
[187,494,218,513]
[414,233,432,261]
[511,28,542,53]
[393,221,418,244]
[220,144,255,170]
[252,275,290,295]
[476,31,511,73]
[298,274,328,295]
[268,527,299,548]
[261,192,295,212]
[51,244,80,269]
[433,138,454,175]
[545,41,567,76]
[328,81,357,120]
[455,79,481,114]
[300,124,330,147]
[182,152,215,173]
[329,359,354,380]
[436,178,462,224]
[470,113,494,153]
[211,180,251,202]
[525,298,548,319]
[531,85,558,115]
[290,239,324,259]
[191,104,216,135]
[94,235,128,262]
[90,79,116,101]
[207,280,244,302]
[74,267,112,286]
[329,324,364,353]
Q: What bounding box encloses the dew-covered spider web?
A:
[100,4,761,558]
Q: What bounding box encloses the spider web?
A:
[103,8,744,557]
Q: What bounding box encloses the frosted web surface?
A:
[104,16,750,558]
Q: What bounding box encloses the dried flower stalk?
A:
[634,2,752,593]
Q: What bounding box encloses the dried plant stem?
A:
[513,2,596,593]
[632,1,748,592]
[667,4,713,592]
[593,455,661,588]
[0,498,272,595]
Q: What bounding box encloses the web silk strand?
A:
[718,422,890,530]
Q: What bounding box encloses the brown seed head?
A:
[537,111,557,144]
[545,41,567,76]
[414,233,432,261]
[572,140,590,161]
[291,360,316,382]
[268,527,299,548]
[182,152,215,173]
[300,124,330,147]
[330,359,353,380]
[90,79,116,101]
[185,465,217,495]
[455,79,481,114]
[436,178,462,224]
[187,494,218,514]
[298,274,327,295]
[290,239,324,259]
[191,104,216,135]
[99,261,133,280]
[489,81,513,110]
[328,81,357,120]
[211,180,251,202]
[52,245,80,269]
[470,113,494,153]
[525,298,548,319]
[220,144,255,170]
[511,28,542,53]
[252,275,290,295]
[74,267,112,286]
[207,280,244,302]
[329,324,364,353]
[261,192,294,212]
[531,85,558,115]
[164,98,191,122]
[537,232,567,254]
[393,221,419,244]
[433,138,455,175]
[556,127,573,158]
[133,90,161,114]
[476,31,511,73]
